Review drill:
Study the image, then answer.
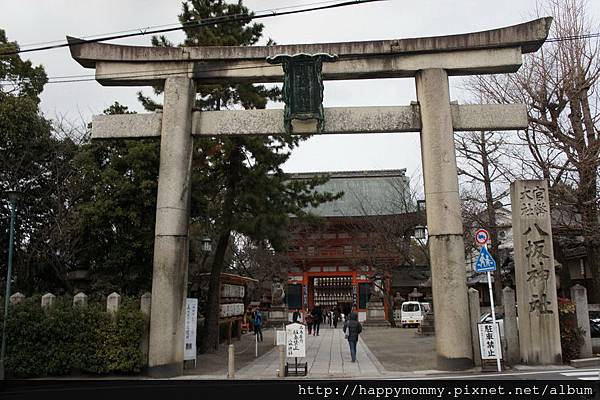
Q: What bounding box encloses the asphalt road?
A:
[387,367,600,381]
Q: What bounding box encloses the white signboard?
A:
[222,284,245,298]
[478,323,503,360]
[277,330,287,346]
[219,302,245,318]
[184,298,198,361]
[285,322,306,358]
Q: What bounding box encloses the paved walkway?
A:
[238,325,384,379]
[181,325,387,379]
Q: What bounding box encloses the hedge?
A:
[558,297,585,363]
[0,295,145,378]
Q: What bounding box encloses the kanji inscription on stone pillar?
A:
[510,180,561,365]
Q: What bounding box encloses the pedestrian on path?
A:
[343,312,362,362]
[306,309,314,335]
[293,309,301,323]
[333,309,339,328]
[252,308,263,341]
[312,306,323,336]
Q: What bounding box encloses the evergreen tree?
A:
[140,0,339,352]
[73,103,160,295]
[0,29,57,293]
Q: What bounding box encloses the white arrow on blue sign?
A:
[475,246,496,272]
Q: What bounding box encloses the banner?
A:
[184,298,198,361]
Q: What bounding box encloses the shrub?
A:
[558,297,585,363]
[0,295,145,378]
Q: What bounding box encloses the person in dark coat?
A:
[312,306,323,336]
[305,309,314,335]
[252,308,263,342]
[292,309,301,323]
[342,312,362,362]
[333,309,340,328]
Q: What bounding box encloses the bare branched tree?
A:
[465,0,600,301]
[456,128,514,304]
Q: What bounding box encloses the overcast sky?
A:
[3,0,600,187]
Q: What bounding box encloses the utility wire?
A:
[15,0,347,50]
[3,30,599,86]
[0,52,376,85]
[545,32,600,42]
[0,0,387,56]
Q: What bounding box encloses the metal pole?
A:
[255,329,258,358]
[486,268,501,372]
[0,198,17,380]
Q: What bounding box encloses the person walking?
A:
[333,309,339,328]
[292,309,301,323]
[312,306,323,336]
[305,309,313,335]
[342,312,362,362]
[252,308,263,342]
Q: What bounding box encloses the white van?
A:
[400,301,427,328]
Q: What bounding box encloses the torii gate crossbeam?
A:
[67,17,551,377]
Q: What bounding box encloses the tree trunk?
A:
[480,131,503,306]
[199,142,241,353]
[200,229,231,353]
[588,245,600,303]
[579,163,600,302]
[385,293,396,328]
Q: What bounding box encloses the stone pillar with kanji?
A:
[510,180,562,364]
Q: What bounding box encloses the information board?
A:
[184,298,198,361]
[478,322,503,360]
[285,322,306,358]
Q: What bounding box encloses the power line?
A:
[15,0,347,50]
[3,30,599,86]
[0,54,371,85]
[545,32,600,42]
[0,0,387,56]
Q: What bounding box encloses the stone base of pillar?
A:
[364,301,390,327]
[268,306,289,327]
[148,362,183,378]
[417,311,435,335]
[436,355,474,371]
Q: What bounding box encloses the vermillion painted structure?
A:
[284,170,421,321]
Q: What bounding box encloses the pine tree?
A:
[139,0,339,352]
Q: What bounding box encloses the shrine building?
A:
[284,169,426,321]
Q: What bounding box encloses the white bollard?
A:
[278,345,286,377]
[228,344,235,379]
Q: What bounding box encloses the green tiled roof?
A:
[288,169,413,217]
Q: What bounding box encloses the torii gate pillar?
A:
[66,16,553,377]
[416,69,473,369]
[148,77,195,377]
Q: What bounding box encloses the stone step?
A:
[570,357,600,368]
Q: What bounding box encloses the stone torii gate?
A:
[68,17,551,377]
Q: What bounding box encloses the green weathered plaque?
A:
[267,53,337,133]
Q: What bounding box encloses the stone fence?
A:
[469,284,598,367]
[4,291,152,367]
[587,303,600,354]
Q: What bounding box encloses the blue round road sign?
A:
[475,229,489,245]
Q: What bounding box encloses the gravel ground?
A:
[359,326,437,372]
[183,328,277,376]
